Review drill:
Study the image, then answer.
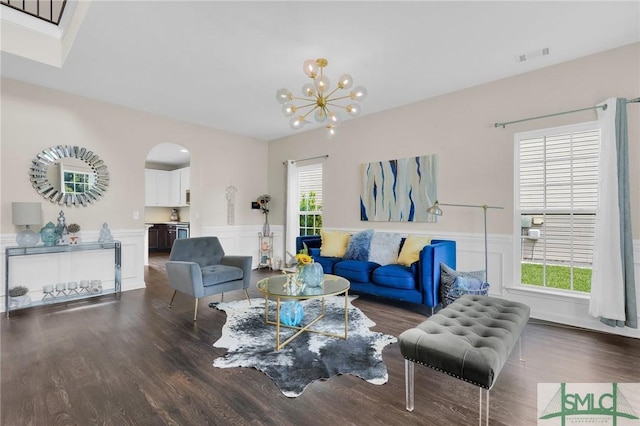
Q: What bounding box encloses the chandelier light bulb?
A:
[289,115,306,130]
[282,103,296,117]
[337,74,353,90]
[346,104,360,117]
[327,111,340,125]
[302,83,315,97]
[276,88,292,104]
[350,86,368,102]
[315,75,330,93]
[276,57,366,138]
[303,59,319,78]
[314,109,327,122]
[326,124,336,138]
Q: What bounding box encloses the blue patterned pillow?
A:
[343,229,374,261]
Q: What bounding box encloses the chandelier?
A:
[276,58,367,138]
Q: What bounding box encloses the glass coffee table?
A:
[256,273,350,351]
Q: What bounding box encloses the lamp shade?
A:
[12,202,42,226]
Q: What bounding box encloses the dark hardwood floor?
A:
[2,252,639,425]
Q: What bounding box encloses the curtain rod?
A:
[282,154,329,165]
[495,97,640,129]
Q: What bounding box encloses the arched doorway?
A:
[144,143,191,265]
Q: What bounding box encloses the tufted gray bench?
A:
[399,294,530,424]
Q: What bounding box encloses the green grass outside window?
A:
[521,263,592,293]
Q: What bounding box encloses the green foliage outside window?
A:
[299,191,322,236]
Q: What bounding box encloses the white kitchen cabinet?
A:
[145,169,172,206]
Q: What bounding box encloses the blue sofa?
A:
[296,235,456,311]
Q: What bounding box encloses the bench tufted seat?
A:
[399,294,530,420]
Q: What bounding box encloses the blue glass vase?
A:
[279,301,304,327]
[299,262,324,288]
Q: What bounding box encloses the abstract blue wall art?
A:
[360,155,438,222]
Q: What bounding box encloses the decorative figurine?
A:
[98,223,114,242]
[40,222,60,247]
[56,211,70,245]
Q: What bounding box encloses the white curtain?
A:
[284,160,299,265]
[589,97,637,328]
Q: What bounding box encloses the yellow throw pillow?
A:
[397,235,432,266]
[320,230,351,257]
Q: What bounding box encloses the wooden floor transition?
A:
[2,252,639,425]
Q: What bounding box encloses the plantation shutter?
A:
[519,127,599,264]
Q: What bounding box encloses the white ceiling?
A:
[2,1,639,142]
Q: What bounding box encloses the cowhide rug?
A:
[212,296,397,397]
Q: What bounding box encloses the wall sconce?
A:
[12,202,42,247]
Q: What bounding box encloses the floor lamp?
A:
[427,201,504,281]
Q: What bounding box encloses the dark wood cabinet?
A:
[166,225,177,249]
[149,225,170,251]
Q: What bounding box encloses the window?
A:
[298,164,323,236]
[516,122,599,293]
[63,170,95,194]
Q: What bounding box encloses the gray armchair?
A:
[166,236,252,321]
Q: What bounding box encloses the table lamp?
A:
[12,202,43,247]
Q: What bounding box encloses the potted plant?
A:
[8,285,31,308]
[68,223,81,245]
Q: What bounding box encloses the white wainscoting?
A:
[1,229,147,313]
[202,225,285,269]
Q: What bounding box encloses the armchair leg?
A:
[169,289,177,308]
[193,298,199,322]
[244,289,252,305]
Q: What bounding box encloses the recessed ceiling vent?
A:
[516,47,550,63]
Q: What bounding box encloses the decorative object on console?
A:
[361,154,438,223]
[56,211,70,245]
[11,202,42,247]
[276,58,367,138]
[40,222,60,247]
[213,296,396,397]
[8,286,30,308]
[98,223,114,242]
[67,223,80,245]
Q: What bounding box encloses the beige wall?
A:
[267,43,640,238]
[1,78,269,237]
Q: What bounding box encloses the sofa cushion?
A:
[320,230,350,257]
[368,232,402,265]
[201,265,243,287]
[397,234,432,266]
[343,229,374,261]
[313,256,342,274]
[372,264,417,290]
[334,260,379,283]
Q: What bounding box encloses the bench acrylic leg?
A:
[479,388,489,426]
[519,330,526,362]
[405,359,415,411]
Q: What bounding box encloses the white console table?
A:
[4,241,121,317]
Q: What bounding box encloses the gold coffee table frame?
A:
[256,274,350,351]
